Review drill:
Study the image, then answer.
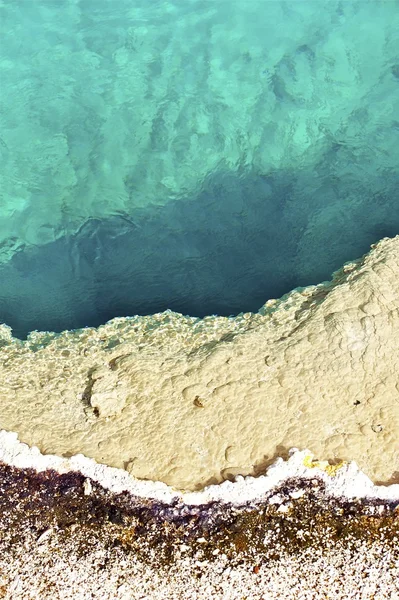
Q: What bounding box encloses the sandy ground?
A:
[0,236,399,491]
[1,540,398,600]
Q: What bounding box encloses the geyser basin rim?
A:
[0,236,398,490]
[1,430,398,504]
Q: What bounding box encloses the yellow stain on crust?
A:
[303,453,347,477]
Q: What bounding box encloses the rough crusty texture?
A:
[0,461,398,600]
[3,544,398,600]
[0,236,398,491]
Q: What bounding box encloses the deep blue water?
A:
[1,166,397,339]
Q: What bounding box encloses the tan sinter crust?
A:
[0,236,398,491]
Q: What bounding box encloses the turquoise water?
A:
[0,0,398,339]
